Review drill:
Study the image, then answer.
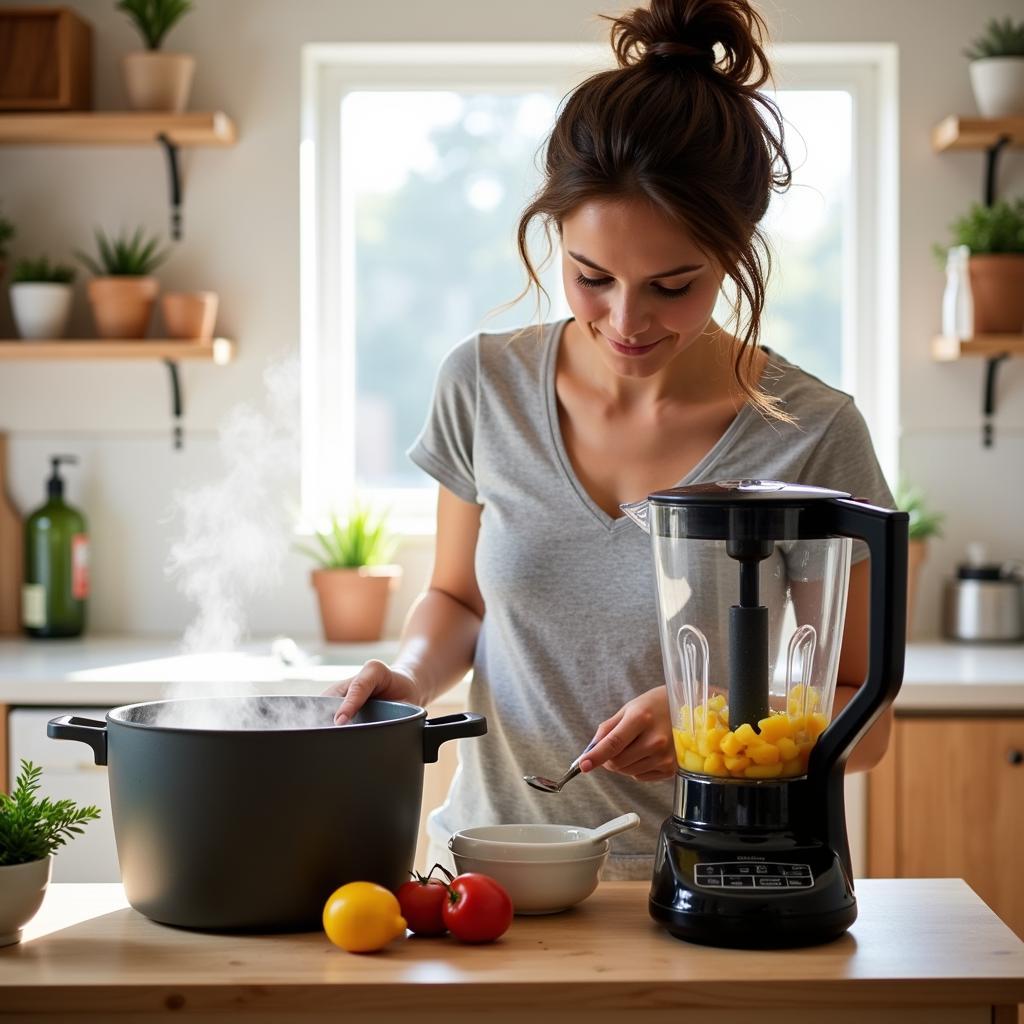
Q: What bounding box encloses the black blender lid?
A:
[648,479,851,505]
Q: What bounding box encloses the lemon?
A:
[323,881,407,953]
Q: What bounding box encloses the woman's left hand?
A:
[579,685,676,782]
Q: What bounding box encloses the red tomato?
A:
[441,873,513,944]
[396,876,448,936]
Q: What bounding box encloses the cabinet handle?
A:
[1008,750,1024,767]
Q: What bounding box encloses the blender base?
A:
[648,812,857,949]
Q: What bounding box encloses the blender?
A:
[622,479,907,948]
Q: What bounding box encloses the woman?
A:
[324,0,894,880]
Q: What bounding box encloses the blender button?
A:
[700,877,723,887]
[736,866,752,874]
[724,876,754,887]
[755,877,785,888]
[787,877,813,888]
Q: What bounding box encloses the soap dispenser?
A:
[23,455,89,638]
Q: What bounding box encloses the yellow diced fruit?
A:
[703,752,728,777]
[734,723,758,747]
[697,726,727,758]
[720,730,743,757]
[708,693,727,711]
[683,750,705,773]
[678,706,692,731]
[807,712,829,740]
[672,729,689,765]
[748,742,781,765]
[788,714,806,735]
[706,709,720,730]
[757,714,793,744]
[724,754,751,772]
[776,737,799,762]
[780,757,804,777]
[694,705,706,727]
[744,763,784,779]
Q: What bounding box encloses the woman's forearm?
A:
[390,587,482,706]
[834,682,893,773]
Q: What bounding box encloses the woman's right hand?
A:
[322,660,420,724]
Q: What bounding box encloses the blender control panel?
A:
[695,862,813,890]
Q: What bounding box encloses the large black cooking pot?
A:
[47,696,485,932]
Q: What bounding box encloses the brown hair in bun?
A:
[516,0,793,421]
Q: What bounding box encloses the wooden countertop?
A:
[1,880,1022,1022]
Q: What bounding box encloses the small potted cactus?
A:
[10,257,76,340]
[76,227,168,339]
[118,0,195,112]
[964,17,1024,118]
[0,760,100,946]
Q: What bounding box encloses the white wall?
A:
[0,0,1021,642]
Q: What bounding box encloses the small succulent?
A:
[297,500,395,569]
[12,256,76,285]
[0,208,14,263]
[964,17,1024,60]
[933,197,1024,264]
[76,226,168,277]
[894,479,944,542]
[116,0,193,51]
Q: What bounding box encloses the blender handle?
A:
[809,497,909,781]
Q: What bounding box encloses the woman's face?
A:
[560,196,724,380]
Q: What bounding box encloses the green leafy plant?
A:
[76,226,169,276]
[0,761,100,867]
[964,17,1024,60]
[116,0,193,51]
[12,256,76,285]
[894,479,944,542]
[933,198,1024,264]
[298,500,395,569]
[0,208,14,263]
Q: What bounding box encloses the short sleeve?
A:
[406,336,479,504]
[799,398,895,563]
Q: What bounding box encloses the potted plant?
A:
[0,760,100,946]
[299,500,402,643]
[964,17,1024,118]
[894,479,944,639]
[0,208,13,283]
[76,227,168,339]
[161,290,219,341]
[936,198,1024,334]
[10,257,76,340]
[117,0,195,113]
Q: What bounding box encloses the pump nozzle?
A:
[47,454,79,500]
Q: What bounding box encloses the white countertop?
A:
[0,635,1021,710]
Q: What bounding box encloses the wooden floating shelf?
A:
[932,115,1024,152]
[0,338,235,364]
[0,111,236,146]
[931,335,1024,361]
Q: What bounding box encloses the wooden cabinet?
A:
[868,715,1024,939]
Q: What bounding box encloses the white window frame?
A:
[299,42,899,533]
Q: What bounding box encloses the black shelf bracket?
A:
[982,352,1009,449]
[983,134,1011,207]
[156,132,183,241]
[164,359,184,450]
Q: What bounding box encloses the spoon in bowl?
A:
[524,739,597,793]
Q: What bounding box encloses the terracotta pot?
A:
[161,291,218,341]
[0,857,51,947]
[906,538,927,640]
[968,254,1024,334]
[87,276,158,339]
[122,52,195,113]
[312,565,402,643]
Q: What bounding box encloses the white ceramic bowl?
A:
[449,823,609,862]
[450,847,609,915]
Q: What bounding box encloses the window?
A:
[301,43,897,531]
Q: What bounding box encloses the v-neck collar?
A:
[542,317,772,533]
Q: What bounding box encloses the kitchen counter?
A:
[0,635,1020,709]
[1,880,1021,1023]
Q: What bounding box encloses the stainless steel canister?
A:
[942,561,1023,641]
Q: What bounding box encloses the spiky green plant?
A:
[0,208,14,263]
[116,0,193,51]
[76,226,168,277]
[964,17,1024,60]
[894,479,944,542]
[0,761,100,867]
[933,198,1024,264]
[12,256,76,284]
[298,501,396,569]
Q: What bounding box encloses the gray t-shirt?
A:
[408,317,894,880]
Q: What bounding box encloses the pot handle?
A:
[423,712,486,764]
[47,715,108,766]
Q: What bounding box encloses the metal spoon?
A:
[524,739,597,794]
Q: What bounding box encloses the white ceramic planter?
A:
[0,857,51,946]
[122,52,195,112]
[10,282,73,340]
[969,57,1024,117]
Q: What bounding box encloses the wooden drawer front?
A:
[897,717,1024,938]
[0,8,92,110]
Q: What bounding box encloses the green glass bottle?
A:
[23,455,89,639]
